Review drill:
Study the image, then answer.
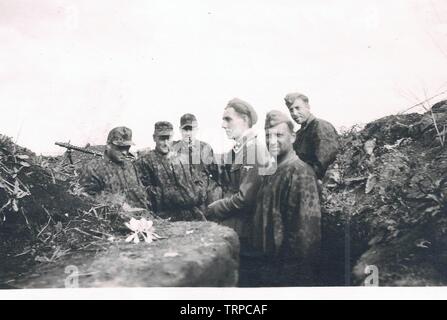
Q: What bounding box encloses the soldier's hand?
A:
[206,199,228,221]
[206,200,225,221]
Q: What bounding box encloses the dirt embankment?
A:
[322,100,447,286]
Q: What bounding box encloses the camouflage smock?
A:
[135,150,207,221]
[172,139,221,205]
[294,114,340,179]
[252,152,321,285]
[79,155,150,210]
[172,139,216,177]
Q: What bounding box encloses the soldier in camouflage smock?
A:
[250,111,321,286]
[135,121,207,221]
[284,93,339,180]
[79,126,150,210]
[172,113,221,205]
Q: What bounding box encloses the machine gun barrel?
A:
[55,142,103,157]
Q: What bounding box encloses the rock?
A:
[12,221,240,288]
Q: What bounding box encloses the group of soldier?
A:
[78,92,340,286]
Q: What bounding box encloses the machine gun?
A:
[55,142,103,164]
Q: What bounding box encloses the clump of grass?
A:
[0,134,32,224]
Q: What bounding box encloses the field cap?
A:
[265,110,292,129]
[180,113,198,129]
[107,126,135,146]
[226,98,258,126]
[154,121,173,136]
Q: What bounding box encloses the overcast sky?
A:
[1,0,447,155]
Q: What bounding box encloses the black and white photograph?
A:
[0,0,446,298]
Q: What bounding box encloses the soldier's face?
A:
[266,123,295,158]
[154,135,173,154]
[287,98,311,124]
[222,107,249,140]
[180,126,197,141]
[107,144,131,163]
